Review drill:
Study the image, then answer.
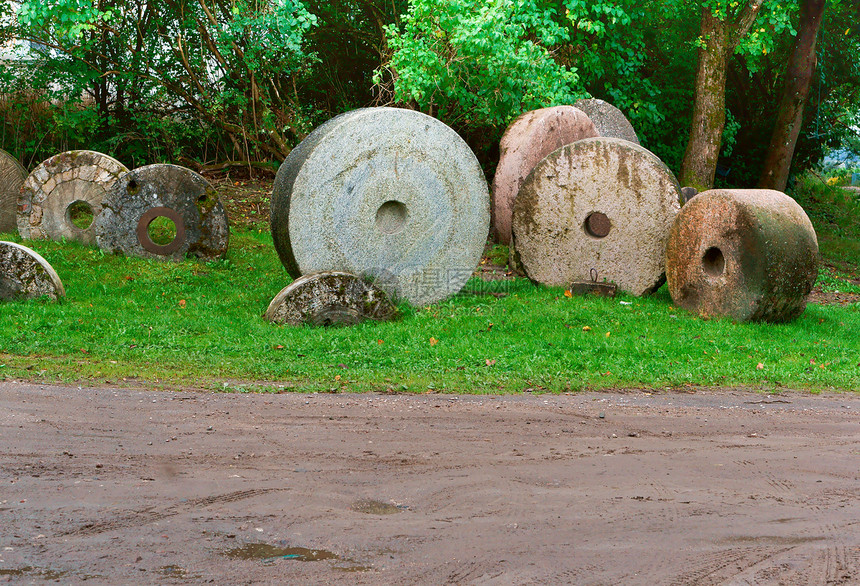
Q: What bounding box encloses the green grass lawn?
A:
[2,227,858,393]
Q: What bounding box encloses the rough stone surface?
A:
[0,241,65,301]
[491,106,598,245]
[17,150,128,245]
[95,164,229,261]
[511,137,682,296]
[271,107,489,306]
[574,98,640,145]
[266,271,398,326]
[0,149,27,234]
[680,186,699,204]
[666,189,818,323]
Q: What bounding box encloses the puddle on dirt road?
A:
[351,499,405,515]
[224,543,371,572]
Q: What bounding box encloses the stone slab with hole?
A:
[266,271,398,326]
[574,98,640,145]
[492,106,598,245]
[0,149,27,234]
[511,137,682,296]
[271,107,489,306]
[17,150,128,245]
[95,164,229,261]
[0,241,65,301]
[665,189,818,322]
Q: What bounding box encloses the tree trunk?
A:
[758,0,826,191]
[679,1,764,191]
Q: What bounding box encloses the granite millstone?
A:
[18,150,128,245]
[511,137,682,296]
[95,164,229,261]
[266,271,398,326]
[492,106,598,245]
[271,107,489,306]
[574,98,640,145]
[665,189,818,322]
[0,149,27,234]
[0,241,65,301]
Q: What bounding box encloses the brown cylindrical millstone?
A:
[492,106,598,245]
[0,149,27,234]
[665,189,819,322]
[17,150,128,245]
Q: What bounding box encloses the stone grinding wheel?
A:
[95,164,229,261]
[0,241,65,301]
[271,107,489,306]
[266,271,398,326]
[574,98,640,145]
[17,150,128,245]
[665,189,819,322]
[491,106,598,245]
[511,137,682,296]
[0,149,27,234]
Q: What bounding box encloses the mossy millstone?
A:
[511,137,682,296]
[492,106,598,245]
[0,241,65,302]
[17,150,128,245]
[0,149,27,234]
[665,189,819,322]
[573,98,640,145]
[271,107,489,306]
[266,271,397,327]
[95,164,229,261]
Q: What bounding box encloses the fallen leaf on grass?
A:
[485,359,496,367]
[429,337,438,346]
[756,363,764,370]
[582,326,591,332]
[564,290,572,298]
[377,339,384,345]
[178,299,186,308]
[605,332,610,338]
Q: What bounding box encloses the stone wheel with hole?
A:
[17,150,128,245]
[95,164,229,261]
[665,189,818,322]
[0,149,27,234]
[511,137,681,296]
[271,107,489,306]
[492,106,598,245]
[0,241,65,302]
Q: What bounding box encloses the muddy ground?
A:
[1,382,858,584]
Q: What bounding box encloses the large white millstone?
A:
[511,137,681,296]
[271,107,489,306]
[0,149,27,234]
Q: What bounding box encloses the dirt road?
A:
[1,382,858,584]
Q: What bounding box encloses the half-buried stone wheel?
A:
[0,149,27,234]
[95,164,229,261]
[0,241,65,301]
[511,137,682,296]
[271,107,489,306]
[665,189,818,322]
[492,106,598,245]
[17,150,128,245]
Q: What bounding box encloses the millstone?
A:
[511,137,681,296]
[574,98,640,145]
[0,149,27,234]
[271,107,489,306]
[17,150,128,245]
[95,164,229,261]
[665,189,818,322]
[0,241,65,301]
[492,106,598,245]
[265,271,398,326]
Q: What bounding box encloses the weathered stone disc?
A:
[0,149,27,234]
[266,271,398,326]
[17,150,128,245]
[492,106,598,245]
[95,164,229,262]
[511,137,681,296]
[574,99,640,145]
[0,241,65,301]
[271,107,489,306]
[666,189,818,322]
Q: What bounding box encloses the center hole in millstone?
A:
[148,215,178,246]
[584,212,611,238]
[375,200,408,235]
[66,200,94,230]
[702,246,725,277]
